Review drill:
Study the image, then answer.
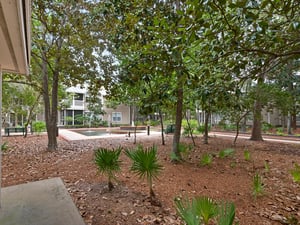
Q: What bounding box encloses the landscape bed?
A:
[2,133,300,225]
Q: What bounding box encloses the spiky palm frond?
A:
[192,196,217,225]
[174,197,200,225]
[94,147,122,190]
[125,145,162,183]
[217,201,235,225]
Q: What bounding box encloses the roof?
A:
[0,0,31,75]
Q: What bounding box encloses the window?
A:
[112,112,122,122]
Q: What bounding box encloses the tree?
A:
[31,0,104,150]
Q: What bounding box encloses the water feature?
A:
[72,129,109,137]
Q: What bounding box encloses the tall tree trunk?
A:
[250,76,264,141]
[203,110,210,144]
[291,108,297,131]
[172,86,183,162]
[42,50,58,151]
[158,110,165,145]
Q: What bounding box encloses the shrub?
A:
[125,145,163,202]
[94,147,122,191]
[252,173,264,198]
[219,148,235,159]
[32,121,46,134]
[178,143,193,160]
[243,150,251,161]
[182,119,198,136]
[217,201,236,225]
[290,163,300,183]
[276,127,284,136]
[200,153,213,167]
[1,142,8,152]
[261,122,273,133]
[175,196,236,225]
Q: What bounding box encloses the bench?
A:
[120,126,147,131]
[4,127,26,136]
[119,126,149,136]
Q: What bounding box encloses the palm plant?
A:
[252,173,264,198]
[217,201,236,225]
[175,196,236,225]
[174,197,199,225]
[200,153,213,167]
[193,196,217,225]
[243,150,251,161]
[94,147,122,191]
[219,148,235,159]
[125,145,163,202]
[290,163,300,183]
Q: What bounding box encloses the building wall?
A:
[102,104,131,125]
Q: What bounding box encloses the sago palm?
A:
[94,147,122,191]
[125,145,163,201]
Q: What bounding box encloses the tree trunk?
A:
[186,115,196,146]
[203,110,210,144]
[291,108,297,131]
[24,94,42,138]
[250,76,263,141]
[158,110,165,145]
[42,50,58,151]
[172,86,183,162]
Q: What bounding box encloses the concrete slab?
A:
[0,178,85,225]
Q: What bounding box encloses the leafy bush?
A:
[219,148,235,159]
[178,143,193,160]
[182,119,198,136]
[243,150,251,161]
[276,127,284,135]
[200,153,213,167]
[1,142,8,152]
[32,121,46,133]
[94,147,122,191]
[290,163,300,183]
[261,122,273,133]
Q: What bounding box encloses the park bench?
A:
[4,127,26,136]
[120,126,147,131]
[119,126,149,137]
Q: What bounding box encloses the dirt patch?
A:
[2,133,300,225]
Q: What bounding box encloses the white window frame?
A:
[112,112,122,122]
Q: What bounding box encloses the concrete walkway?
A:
[0,178,85,225]
[211,132,300,145]
[59,128,161,141]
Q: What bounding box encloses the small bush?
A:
[253,173,264,198]
[1,142,8,152]
[94,147,122,191]
[276,127,284,136]
[200,153,213,167]
[262,122,273,133]
[219,148,235,159]
[175,196,236,225]
[32,121,46,133]
[290,163,300,183]
[244,150,251,161]
[263,160,270,173]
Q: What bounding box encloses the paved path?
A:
[59,128,161,141]
[211,132,300,145]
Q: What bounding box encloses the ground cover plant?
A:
[125,144,163,205]
[2,133,300,225]
[94,147,122,191]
